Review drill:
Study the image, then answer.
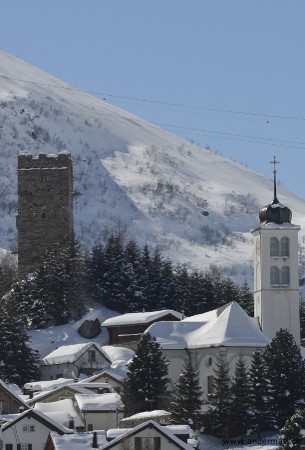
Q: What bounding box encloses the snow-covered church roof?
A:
[146,302,270,349]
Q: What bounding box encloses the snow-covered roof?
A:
[2,408,72,434]
[0,379,29,410]
[102,310,182,327]
[101,420,194,450]
[74,393,123,411]
[43,342,108,365]
[102,346,134,367]
[79,367,128,384]
[24,378,74,392]
[147,302,270,349]
[48,430,107,450]
[121,410,170,422]
[34,398,84,428]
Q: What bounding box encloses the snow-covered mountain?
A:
[1,50,305,285]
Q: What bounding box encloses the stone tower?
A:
[17,152,74,279]
[252,157,300,345]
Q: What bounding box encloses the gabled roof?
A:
[27,383,103,406]
[100,420,194,450]
[2,408,73,435]
[101,310,182,327]
[42,342,111,365]
[78,367,127,384]
[0,379,29,410]
[147,302,270,349]
[34,398,84,429]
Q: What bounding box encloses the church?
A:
[147,160,301,401]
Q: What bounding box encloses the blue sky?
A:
[1,1,305,197]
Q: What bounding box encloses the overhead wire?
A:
[1,74,305,150]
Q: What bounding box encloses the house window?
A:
[22,425,35,432]
[88,350,96,362]
[5,445,13,450]
[270,237,279,257]
[87,424,93,431]
[135,437,160,450]
[17,444,32,450]
[280,237,289,257]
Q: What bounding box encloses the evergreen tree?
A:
[0,296,40,385]
[170,356,203,430]
[264,329,305,427]
[248,350,275,436]
[122,333,169,417]
[237,279,254,317]
[230,355,251,437]
[279,410,304,450]
[204,353,232,439]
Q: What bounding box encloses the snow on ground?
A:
[29,304,118,358]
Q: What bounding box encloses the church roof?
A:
[146,302,270,349]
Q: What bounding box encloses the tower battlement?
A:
[17,152,74,279]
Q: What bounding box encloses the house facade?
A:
[40,343,111,380]
[1,409,72,450]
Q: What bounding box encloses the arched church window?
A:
[280,237,289,257]
[270,266,279,285]
[270,237,279,257]
[281,266,290,285]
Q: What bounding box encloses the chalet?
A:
[78,368,127,394]
[40,342,111,380]
[100,420,195,450]
[45,430,107,450]
[1,408,73,450]
[101,310,182,349]
[74,393,124,431]
[0,379,29,414]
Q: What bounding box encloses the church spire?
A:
[258,155,292,225]
[270,155,279,204]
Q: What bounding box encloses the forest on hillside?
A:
[0,234,253,330]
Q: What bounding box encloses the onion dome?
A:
[259,197,292,225]
[259,155,292,225]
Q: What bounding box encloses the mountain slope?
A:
[1,50,305,285]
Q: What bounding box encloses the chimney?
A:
[92,431,98,448]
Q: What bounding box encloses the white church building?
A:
[147,163,301,400]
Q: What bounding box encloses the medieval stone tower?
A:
[17,151,74,279]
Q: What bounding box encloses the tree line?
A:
[1,234,253,330]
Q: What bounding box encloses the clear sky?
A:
[1,1,305,198]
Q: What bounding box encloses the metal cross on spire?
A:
[270,155,279,204]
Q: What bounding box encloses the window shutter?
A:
[17,445,21,450]
[135,437,142,450]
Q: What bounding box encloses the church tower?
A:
[252,157,300,345]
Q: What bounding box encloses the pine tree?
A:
[122,333,169,417]
[264,329,305,427]
[248,350,275,436]
[230,355,251,437]
[170,356,203,430]
[0,296,40,385]
[237,279,254,316]
[279,410,304,450]
[204,353,232,439]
